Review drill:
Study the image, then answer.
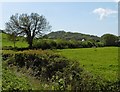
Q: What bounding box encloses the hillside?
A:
[45,31,100,41]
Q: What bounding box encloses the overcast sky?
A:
[1,1,118,36]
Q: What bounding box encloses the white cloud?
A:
[93,8,117,20]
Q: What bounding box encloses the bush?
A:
[96,42,104,47]
[101,34,119,46]
[33,38,108,50]
[33,39,57,49]
[55,39,68,49]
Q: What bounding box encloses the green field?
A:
[1,33,28,48]
[57,47,118,82]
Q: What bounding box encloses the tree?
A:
[5,13,51,48]
[7,32,17,48]
[101,34,118,46]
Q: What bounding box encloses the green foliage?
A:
[96,42,104,47]
[101,34,119,46]
[1,50,98,90]
[2,49,120,91]
[46,31,100,41]
[33,38,100,49]
[2,66,32,91]
[33,39,56,49]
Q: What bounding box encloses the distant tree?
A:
[101,34,118,46]
[5,13,51,48]
[7,32,17,48]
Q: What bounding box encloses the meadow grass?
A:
[1,33,28,48]
[57,47,118,82]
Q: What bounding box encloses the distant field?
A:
[1,33,28,48]
[57,47,118,82]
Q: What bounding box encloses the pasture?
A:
[1,33,28,48]
[57,47,119,82]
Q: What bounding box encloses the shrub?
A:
[96,42,104,47]
[33,39,57,49]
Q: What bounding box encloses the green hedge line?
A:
[33,39,104,49]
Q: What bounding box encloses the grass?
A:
[7,66,52,90]
[2,66,32,90]
[57,47,118,82]
[1,33,28,48]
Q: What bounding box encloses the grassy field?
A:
[1,33,28,48]
[57,47,118,82]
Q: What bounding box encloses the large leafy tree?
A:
[101,34,118,46]
[5,13,51,48]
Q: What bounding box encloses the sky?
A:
[0,1,118,37]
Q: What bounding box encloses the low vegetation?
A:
[2,49,120,91]
[2,66,32,91]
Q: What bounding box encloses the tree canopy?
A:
[101,34,118,46]
[5,13,51,48]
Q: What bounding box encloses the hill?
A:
[45,31,100,41]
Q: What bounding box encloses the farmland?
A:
[1,33,28,48]
[57,47,118,82]
[1,31,120,91]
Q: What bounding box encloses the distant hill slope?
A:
[45,31,100,41]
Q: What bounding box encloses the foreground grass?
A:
[57,47,118,82]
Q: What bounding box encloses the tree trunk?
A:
[28,40,33,49]
[27,37,33,49]
[29,42,32,49]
